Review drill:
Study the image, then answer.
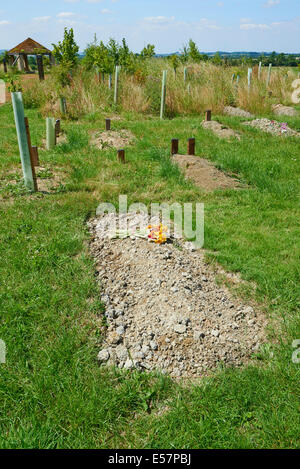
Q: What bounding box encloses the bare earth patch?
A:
[41,133,67,149]
[172,154,241,192]
[89,213,267,379]
[90,129,135,150]
[0,166,66,198]
[243,118,300,137]
[272,104,298,117]
[224,106,254,118]
[201,120,241,140]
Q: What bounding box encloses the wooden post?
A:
[114,65,120,105]
[24,117,38,191]
[258,61,262,79]
[205,110,211,122]
[105,118,111,131]
[171,139,179,155]
[36,55,45,81]
[31,146,40,167]
[160,70,167,119]
[266,64,272,87]
[188,138,195,156]
[59,97,67,115]
[46,117,56,150]
[55,119,61,138]
[0,79,5,104]
[3,59,7,73]
[117,149,125,163]
[11,92,35,191]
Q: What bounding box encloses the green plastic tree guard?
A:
[11,92,35,191]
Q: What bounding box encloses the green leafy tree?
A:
[169,54,180,76]
[212,51,222,65]
[179,45,189,63]
[107,38,120,66]
[188,39,201,62]
[140,44,155,59]
[52,28,79,67]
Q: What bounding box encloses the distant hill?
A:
[156,51,300,58]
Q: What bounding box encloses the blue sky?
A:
[0,0,299,53]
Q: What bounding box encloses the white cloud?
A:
[240,18,252,23]
[264,0,280,7]
[57,12,76,18]
[57,19,79,25]
[0,20,9,25]
[33,16,51,22]
[240,23,270,30]
[144,16,175,24]
[101,9,112,14]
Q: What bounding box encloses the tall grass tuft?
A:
[22,60,298,119]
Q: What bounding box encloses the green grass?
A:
[0,102,299,448]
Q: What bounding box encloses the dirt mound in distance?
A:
[202,120,241,140]
[172,154,241,192]
[224,106,254,118]
[90,129,135,150]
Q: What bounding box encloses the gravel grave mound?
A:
[89,213,267,379]
[90,129,135,150]
[272,104,298,117]
[172,154,241,192]
[201,120,241,140]
[243,118,299,137]
[224,106,254,118]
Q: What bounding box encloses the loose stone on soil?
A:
[89,213,267,379]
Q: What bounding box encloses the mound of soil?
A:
[172,154,241,192]
[201,120,241,140]
[272,104,298,117]
[243,118,299,137]
[89,213,267,379]
[90,130,135,150]
[224,106,254,118]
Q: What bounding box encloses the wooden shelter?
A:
[7,37,54,72]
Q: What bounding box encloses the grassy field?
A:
[0,100,299,448]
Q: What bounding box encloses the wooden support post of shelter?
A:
[36,55,45,81]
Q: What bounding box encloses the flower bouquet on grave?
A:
[147,223,169,244]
